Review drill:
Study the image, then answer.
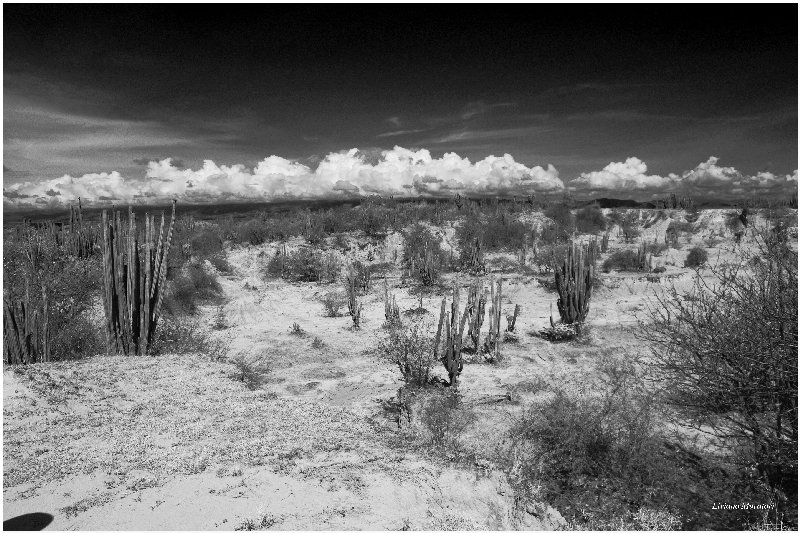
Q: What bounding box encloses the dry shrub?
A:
[575,204,608,234]
[417,388,476,448]
[163,262,223,315]
[150,317,228,359]
[683,246,708,267]
[229,354,271,390]
[642,232,797,525]
[320,290,346,317]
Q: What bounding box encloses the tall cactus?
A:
[465,278,487,352]
[552,242,593,331]
[483,277,503,360]
[3,285,49,365]
[345,263,363,328]
[102,201,176,355]
[434,283,469,388]
[383,277,401,327]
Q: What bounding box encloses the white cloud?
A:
[3,146,564,208]
[570,157,676,191]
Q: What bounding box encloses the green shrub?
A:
[684,246,708,268]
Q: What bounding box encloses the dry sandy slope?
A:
[3,353,546,530]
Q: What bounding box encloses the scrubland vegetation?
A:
[3,194,797,530]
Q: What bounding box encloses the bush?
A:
[163,262,223,315]
[207,254,233,274]
[48,315,104,361]
[378,319,436,387]
[268,247,342,283]
[543,203,576,234]
[402,223,447,285]
[238,219,270,245]
[509,366,676,526]
[320,291,346,317]
[683,246,708,267]
[190,229,223,258]
[150,317,228,358]
[642,235,798,522]
[575,204,608,234]
[603,249,644,272]
[229,354,271,390]
[416,388,476,449]
[482,212,528,250]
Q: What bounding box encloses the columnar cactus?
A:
[506,303,520,332]
[637,241,652,272]
[345,264,363,328]
[465,278,487,352]
[3,285,49,364]
[434,284,469,388]
[552,243,593,331]
[383,276,401,327]
[483,277,503,360]
[101,201,176,355]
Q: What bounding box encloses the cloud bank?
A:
[569,156,797,199]
[3,146,564,208]
[3,148,796,209]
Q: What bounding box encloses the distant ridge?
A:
[4,195,792,224]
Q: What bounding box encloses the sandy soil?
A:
[3,209,795,530]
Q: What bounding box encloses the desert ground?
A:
[3,201,797,530]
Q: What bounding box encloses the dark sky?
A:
[3,4,798,198]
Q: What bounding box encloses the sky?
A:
[3,4,798,208]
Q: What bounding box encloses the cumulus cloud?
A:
[570,155,797,199]
[3,147,564,208]
[570,157,676,192]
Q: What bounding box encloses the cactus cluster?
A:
[552,242,593,330]
[433,284,469,388]
[3,285,49,364]
[101,201,176,356]
[14,199,98,262]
